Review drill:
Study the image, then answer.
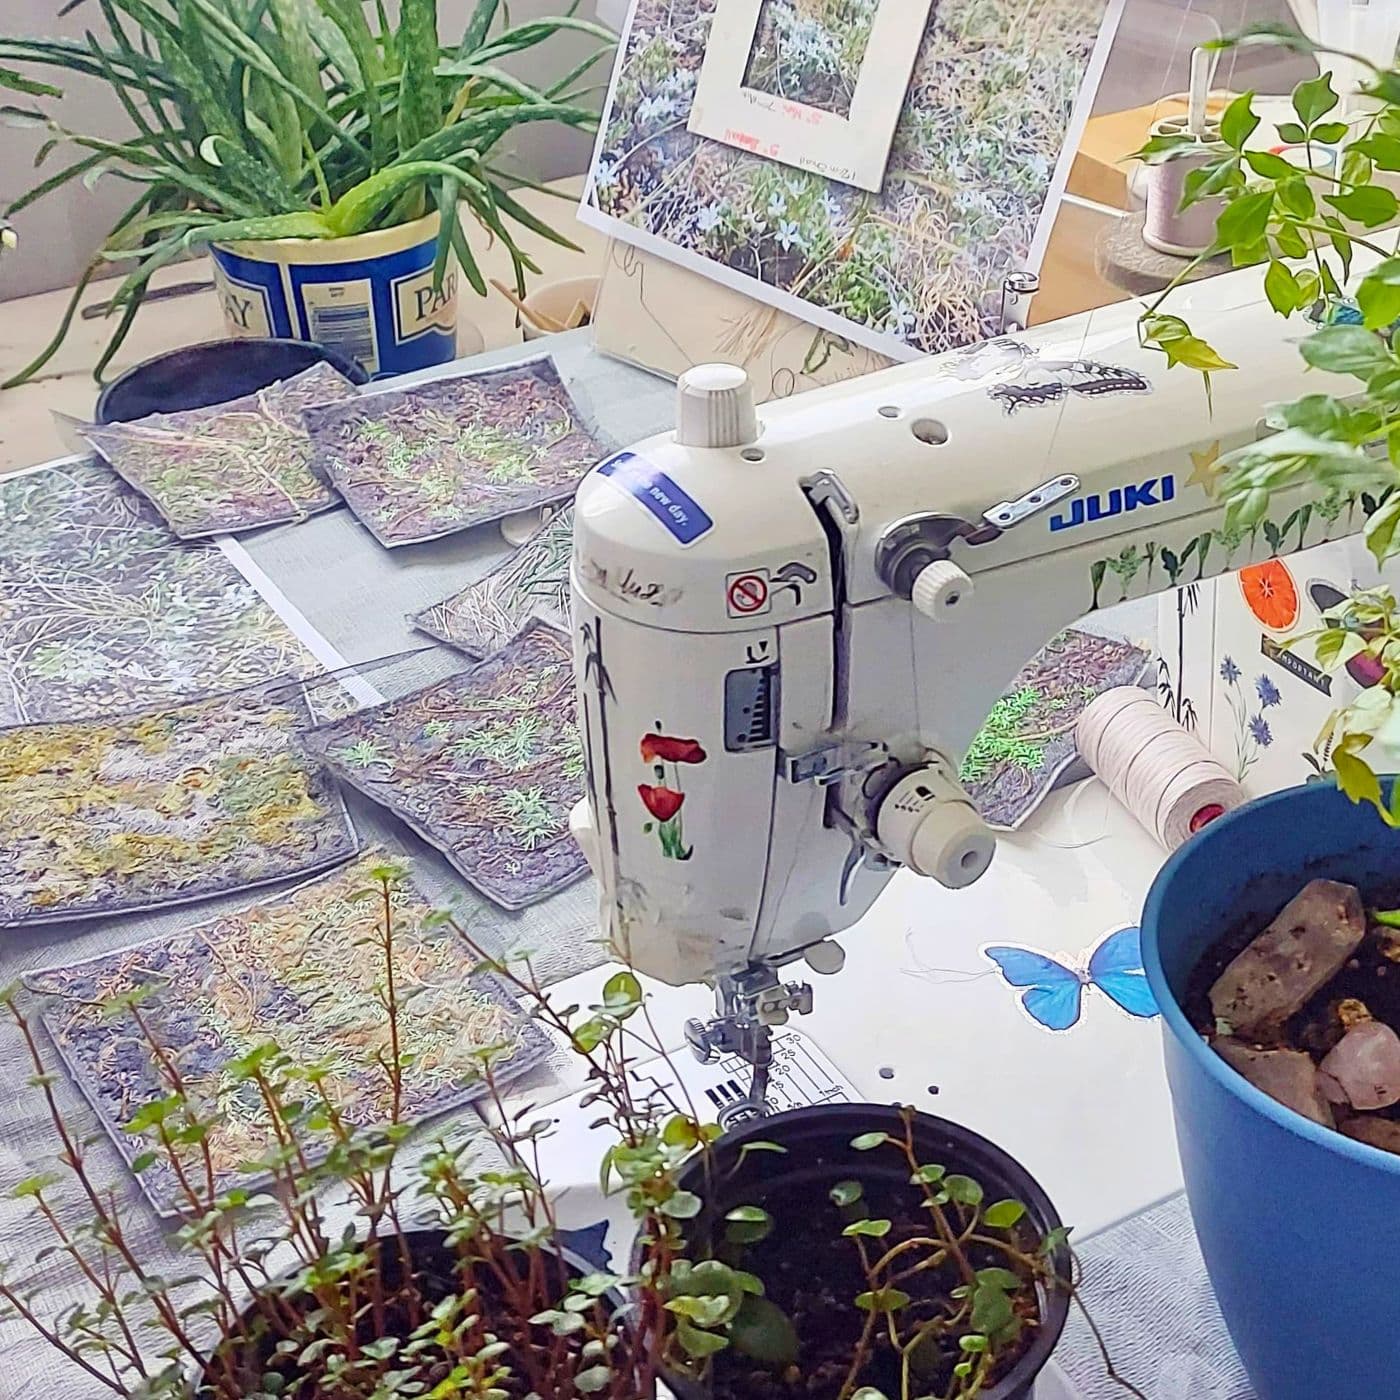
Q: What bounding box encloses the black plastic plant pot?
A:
[662,1104,1070,1400]
[193,1229,619,1398]
[95,337,369,424]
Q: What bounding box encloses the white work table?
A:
[510,776,1182,1256]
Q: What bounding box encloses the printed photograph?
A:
[414,506,574,658]
[587,0,1116,355]
[0,683,358,928]
[81,363,357,538]
[742,0,879,116]
[304,621,587,909]
[305,358,611,547]
[0,460,334,724]
[27,855,548,1214]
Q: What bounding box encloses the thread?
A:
[1076,688,1244,850]
[1142,115,1224,256]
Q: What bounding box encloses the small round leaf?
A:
[661,1189,702,1219]
[829,1179,864,1207]
[944,1174,984,1206]
[983,1199,1027,1229]
[849,1132,888,1151]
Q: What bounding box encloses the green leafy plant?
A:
[1136,26,1400,823]
[824,1120,1062,1400]
[0,866,668,1399]
[0,0,614,386]
[1284,584,1400,816]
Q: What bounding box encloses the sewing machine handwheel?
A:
[877,766,996,889]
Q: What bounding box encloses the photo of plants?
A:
[0,683,358,927]
[0,460,334,726]
[742,0,878,116]
[304,621,587,909]
[589,0,1113,354]
[26,853,548,1215]
[305,358,611,547]
[960,628,1149,829]
[81,363,357,539]
[415,505,573,657]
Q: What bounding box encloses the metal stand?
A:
[999,271,1041,333]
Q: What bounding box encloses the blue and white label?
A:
[597,451,714,547]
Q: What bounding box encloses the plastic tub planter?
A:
[1142,778,1400,1400]
[208,211,463,379]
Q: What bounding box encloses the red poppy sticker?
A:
[638,730,706,860]
[638,784,685,823]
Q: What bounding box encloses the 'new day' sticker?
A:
[596,451,714,547]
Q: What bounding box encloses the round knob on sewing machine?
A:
[910,559,973,621]
[675,363,759,449]
[876,766,996,889]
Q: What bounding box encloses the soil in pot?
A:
[203,1230,617,1400]
[711,1175,1043,1400]
[1186,875,1400,1152]
[671,1108,1067,1400]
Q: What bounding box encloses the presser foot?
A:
[683,967,813,1128]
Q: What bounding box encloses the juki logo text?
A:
[1048,475,1175,532]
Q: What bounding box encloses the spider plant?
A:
[0,0,615,387]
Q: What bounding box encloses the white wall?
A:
[0,3,143,299]
[0,0,606,299]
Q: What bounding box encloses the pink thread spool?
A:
[1142,114,1224,257]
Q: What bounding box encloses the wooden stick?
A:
[489,278,566,332]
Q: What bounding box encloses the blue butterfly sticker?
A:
[981,926,1159,1033]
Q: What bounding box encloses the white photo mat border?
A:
[685,0,934,192]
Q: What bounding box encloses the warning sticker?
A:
[726,570,770,617]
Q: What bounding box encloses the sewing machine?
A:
[568,263,1356,1119]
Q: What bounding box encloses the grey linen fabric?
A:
[1056,1191,1255,1399]
[0,334,673,1396]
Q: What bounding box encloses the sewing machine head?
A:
[568,264,1349,1108]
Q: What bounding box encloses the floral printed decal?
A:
[1085,490,1361,611]
[1220,656,1281,782]
[638,730,707,859]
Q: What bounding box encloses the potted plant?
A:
[0,0,612,384]
[651,1105,1075,1400]
[1129,32,1400,1398]
[0,859,1136,1399]
[0,862,661,1399]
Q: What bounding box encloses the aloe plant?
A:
[0,0,614,386]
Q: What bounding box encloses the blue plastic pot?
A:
[1142,779,1400,1400]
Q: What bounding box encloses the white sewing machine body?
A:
[569,264,1354,1005]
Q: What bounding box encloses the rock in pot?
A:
[1208,877,1365,1040]
[1318,1018,1400,1110]
[1213,1040,1334,1126]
